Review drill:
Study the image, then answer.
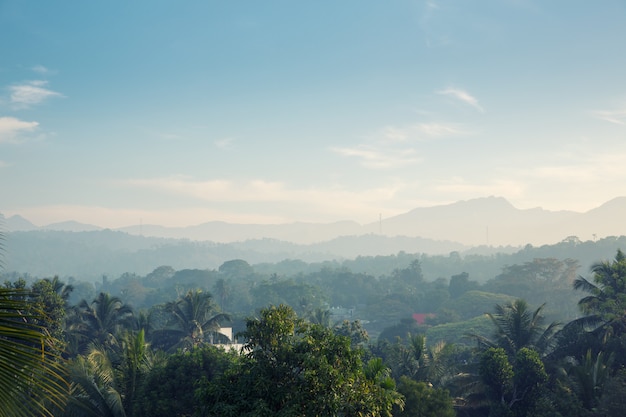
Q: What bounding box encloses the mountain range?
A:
[5,196,626,247]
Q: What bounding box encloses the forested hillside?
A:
[4,249,626,416]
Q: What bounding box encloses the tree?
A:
[479,347,548,417]
[135,345,238,417]
[573,249,626,337]
[0,228,68,417]
[68,292,136,354]
[65,345,126,417]
[150,289,229,351]
[30,277,72,354]
[65,330,156,417]
[204,305,401,417]
[566,349,612,410]
[0,287,69,417]
[308,307,333,327]
[474,299,560,357]
[218,259,253,278]
[566,249,626,385]
[394,376,455,417]
[449,272,478,299]
[471,300,554,416]
[334,319,369,347]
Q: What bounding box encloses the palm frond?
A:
[0,288,69,417]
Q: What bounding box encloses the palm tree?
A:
[392,334,450,386]
[117,330,154,414]
[567,349,613,410]
[69,292,135,354]
[0,227,68,417]
[151,289,230,351]
[308,307,333,328]
[473,299,560,357]
[0,288,70,417]
[573,249,626,335]
[45,275,74,302]
[364,357,405,414]
[65,330,157,417]
[65,346,126,417]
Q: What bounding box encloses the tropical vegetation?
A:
[4,221,626,416]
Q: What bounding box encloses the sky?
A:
[1,0,626,228]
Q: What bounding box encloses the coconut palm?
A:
[65,330,156,417]
[151,289,229,351]
[117,330,154,414]
[69,292,136,354]
[0,288,69,417]
[392,334,450,386]
[309,307,333,328]
[0,227,68,417]
[473,299,560,357]
[65,345,126,417]
[567,349,613,410]
[573,249,626,335]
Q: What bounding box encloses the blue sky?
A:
[2,1,626,228]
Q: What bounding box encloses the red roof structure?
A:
[412,313,435,325]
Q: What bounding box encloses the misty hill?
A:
[4,196,626,247]
[116,220,364,244]
[373,196,581,246]
[1,229,467,281]
[3,228,626,286]
[99,196,626,246]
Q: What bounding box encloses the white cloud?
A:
[9,80,63,108]
[31,65,49,74]
[438,87,484,112]
[381,126,409,142]
[116,176,408,224]
[592,109,626,125]
[331,145,421,169]
[379,122,465,143]
[417,122,466,136]
[434,177,525,198]
[0,116,39,143]
[215,137,235,150]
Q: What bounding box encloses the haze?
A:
[2,1,626,229]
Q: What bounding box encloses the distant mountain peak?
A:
[43,221,102,232]
[4,215,38,232]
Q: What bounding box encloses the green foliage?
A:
[596,368,626,416]
[219,259,254,277]
[484,258,579,304]
[449,272,479,299]
[480,347,514,403]
[514,347,548,397]
[574,249,626,339]
[473,299,560,357]
[65,346,126,417]
[149,289,229,352]
[0,287,69,417]
[479,345,549,416]
[250,278,326,316]
[442,290,516,321]
[68,292,136,354]
[567,349,612,410]
[203,305,401,417]
[427,315,492,346]
[135,345,238,417]
[394,376,456,417]
[334,319,369,347]
[65,330,156,417]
